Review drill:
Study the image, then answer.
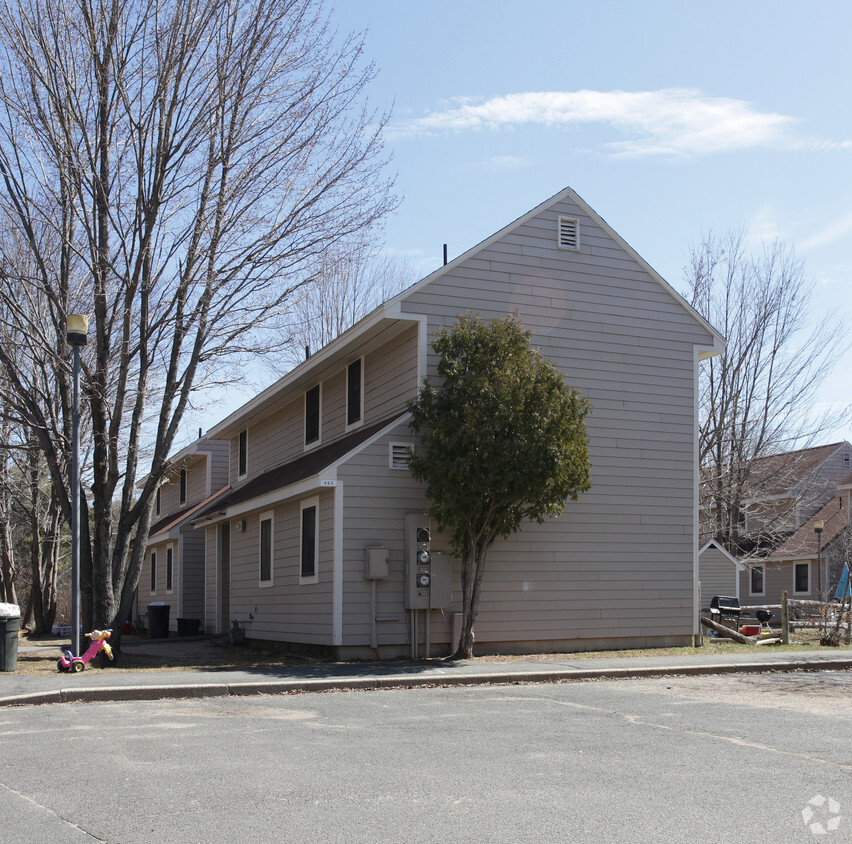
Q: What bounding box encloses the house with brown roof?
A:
[160,187,724,656]
[136,437,229,634]
[735,443,852,605]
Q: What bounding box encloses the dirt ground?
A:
[10,629,850,676]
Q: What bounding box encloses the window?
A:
[389,442,412,469]
[300,498,318,582]
[557,216,579,250]
[166,546,173,592]
[238,429,248,478]
[305,385,320,445]
[259,511,273,585]
[750,565,765,595]
[346,358,363,427]
[179,469,187,505]
[150,551,157,593]
[155,487,160,516]
[794,562,810,594]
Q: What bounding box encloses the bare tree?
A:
[0,0,396,644]
[278,243,413,370]
[685,229,849,555]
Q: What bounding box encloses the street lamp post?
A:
[814,520,824,598]
[66,314,88,658]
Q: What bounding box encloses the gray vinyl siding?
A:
[186,459,207,505]
[390,195,713,646]
[180,528,206,621]
[225,489,335,645]
[698,546,739,608]
[738,560,815,606]
[206,441,230,492]
[226,326,419,488]
[204,527,217,633]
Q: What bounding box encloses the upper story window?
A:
[238,429,248,479]
[305,385,321,445]
[346,358,363,428]
[155,487,161,516]
[179,468,187,505]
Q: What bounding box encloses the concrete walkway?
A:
[3,641,851,707]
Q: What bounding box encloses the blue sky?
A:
[193,1,852,445]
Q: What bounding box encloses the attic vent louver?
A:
[558,216,579,250]
[390,443,411,470]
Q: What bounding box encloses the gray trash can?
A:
[0,603,21,671]
[147,603,170,639]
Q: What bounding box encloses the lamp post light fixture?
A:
[814,520,825,598]
[67,314,88,659]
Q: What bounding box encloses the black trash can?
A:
[0,603,21,671]
[177,618,200,637]
[147,603,170,639]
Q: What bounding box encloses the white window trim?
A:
[238,429,248,481]
[150,550,157,596]
[165,543,175,594]
[389,441,413,470]
[259,510,274,587]
[304,384,322,450]
[749,564,766,597]
[299,496,319,585]
[345,357,365,432]
[793,561,811,595]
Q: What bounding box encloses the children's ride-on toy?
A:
[57,629,114,672]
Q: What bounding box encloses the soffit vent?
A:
[558,216,579,250]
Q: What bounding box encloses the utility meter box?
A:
[404,515,452,609]
[364,546,390,580]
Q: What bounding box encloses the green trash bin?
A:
[0,603,21,672]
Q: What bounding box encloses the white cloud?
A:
[389,89,803,157]
[799,211,852,251]
[481,154,533,170]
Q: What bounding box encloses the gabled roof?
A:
[744,441,850,499]
[765,495,849,560]
[193,412,406,521]
[148,486,230,539]
[206,186,725,438]
[698,539,746,570]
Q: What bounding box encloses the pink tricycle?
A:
[57,629,114,673]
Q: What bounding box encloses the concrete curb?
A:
[2,656,850,707]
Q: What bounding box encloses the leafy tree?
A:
[407,313,592,659]
[0,0,395,645]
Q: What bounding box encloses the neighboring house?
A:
[734,443,852,606]
[698,540,744,607]
[136,437,229,633]
[186,186,724,657]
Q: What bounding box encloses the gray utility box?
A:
[404,514,452,610]
[0,603,20,672]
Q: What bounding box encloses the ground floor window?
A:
[166,545,174,592]
[259,511,273,585]
[150,551,157,593]
[750,564,765,595]
[794,562,810,594]
[300,497,318,583]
